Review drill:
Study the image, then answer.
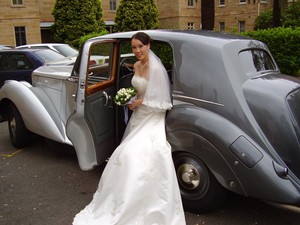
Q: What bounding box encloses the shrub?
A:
[282,2,300,28]
[78,31,109,49]
[254,11,273,30]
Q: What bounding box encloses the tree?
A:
[51,0,105,48]
[272,0,281,27]
[114,0,159,32]
[254,1,299,30]
[201,0,214,30]
[282,2,300,28]
[254,10,273,30]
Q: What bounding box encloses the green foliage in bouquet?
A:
[114,87,137,106]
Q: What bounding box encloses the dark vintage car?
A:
[0,49,65,87]
[1,30,300,213]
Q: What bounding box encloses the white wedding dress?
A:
[73,52,186,225]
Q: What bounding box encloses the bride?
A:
[73,32,186,225]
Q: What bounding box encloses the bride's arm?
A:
[128,98,143,111]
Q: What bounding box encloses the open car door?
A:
[66,40,117,170]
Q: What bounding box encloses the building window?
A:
[219,0,225,6]
[187,22,195,30]
[188,0,194,7]
[239,21,245,32]
[239,0,246,3]
[12,0,23,5]
[15,26,26,46]
[219,22,225,32]
[110,0,117,11]
[261,0,267,3]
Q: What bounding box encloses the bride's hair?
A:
[131,32,151,45]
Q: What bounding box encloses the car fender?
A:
[0,80,71,144]
[166,104,247,195]
[166,105,300,203]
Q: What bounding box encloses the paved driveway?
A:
[1,122,300,225]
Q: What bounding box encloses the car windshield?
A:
[239,49,276,76]
[34,49,66,62]
[53,45,78,57]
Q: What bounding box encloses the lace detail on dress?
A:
[132,75,148,98]
[143,99,172,111]
[113,155,121,167]
[111,194,124,217]
[134,215,144,225]
[132,75,172,111]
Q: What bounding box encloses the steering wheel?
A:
[120,58,136,76]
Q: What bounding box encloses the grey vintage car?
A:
[1,30,300,213]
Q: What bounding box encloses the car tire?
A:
[173,152,228,213]
[8,103,31,148]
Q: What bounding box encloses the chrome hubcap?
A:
[178,163,200,190]
[9,116,16,137]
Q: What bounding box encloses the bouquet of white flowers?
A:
[114,86,137,106]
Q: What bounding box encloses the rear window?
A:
[287,88,300,129]
[239,49,276,76]
[53,45,78,57]
[34,49,65,63]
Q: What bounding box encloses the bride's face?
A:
[131,38,150,62]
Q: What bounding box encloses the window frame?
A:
[12,0,23,6]
[219,22,225,32]
[187,0,195,8]
[239,21,246,33]
[109,0,117,11]
[14,26,27,46]
[187,22,195,30]
[219,0,225,6]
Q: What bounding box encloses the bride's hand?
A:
[128,99,143,111]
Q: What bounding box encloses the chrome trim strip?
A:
[172,94,224,107]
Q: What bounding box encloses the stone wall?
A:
[0,0,41,46]
[214,0,273,32]
[1,0,293,46]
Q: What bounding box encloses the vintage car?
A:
[1,30,300,213]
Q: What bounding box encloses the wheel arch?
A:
[166,105,248,196]
[167,105,300,206]
[0,97,12,121]
[0,81,71,144]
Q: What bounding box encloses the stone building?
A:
[0,0,295,47]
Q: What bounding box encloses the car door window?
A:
[0,54,33,71]
[87,42,112,85]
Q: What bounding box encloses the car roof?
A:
[16,43,68,48]
[0,48,50,53]
[94,29,250,41]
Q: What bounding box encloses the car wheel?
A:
[8,103,31,148]
[173,152,228,213]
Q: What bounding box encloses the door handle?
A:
[103,91,113,108]
[103,91,111,107]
